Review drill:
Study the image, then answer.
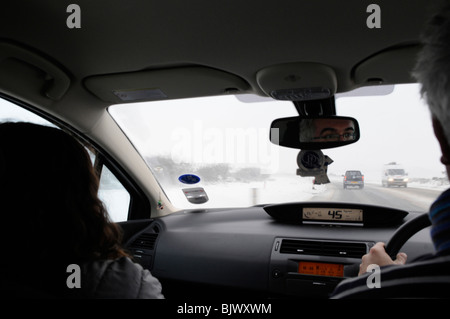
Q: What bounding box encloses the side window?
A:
[98,165,130,222]
[0,98,55,127]
[0,97,130,222]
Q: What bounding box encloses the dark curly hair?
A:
[0,122,130,269]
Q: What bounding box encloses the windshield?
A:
[346,171,362,176]
[109,83,448,212]
[387,169,406,175]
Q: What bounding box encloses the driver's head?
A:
[413,0,450,177]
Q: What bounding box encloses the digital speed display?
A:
[302,207,363,224]
[298,261,344,277]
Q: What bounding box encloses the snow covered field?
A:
[101,173,449,222]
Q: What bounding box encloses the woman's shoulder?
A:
[81,257,164,299]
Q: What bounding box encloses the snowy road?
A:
[103,174,447,222]
[310,181,443,212]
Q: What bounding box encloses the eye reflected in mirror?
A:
[270,116,360,150]
[300,118,357,142]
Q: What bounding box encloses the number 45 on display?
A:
[328,211,343,219]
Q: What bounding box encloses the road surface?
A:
[310,181,442,212]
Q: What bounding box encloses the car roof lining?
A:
[0,40,423,108]
[0,1,434,109]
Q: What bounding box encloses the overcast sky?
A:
[110,83,444,182]
[329,84,443,180]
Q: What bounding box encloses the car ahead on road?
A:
[343,170,364,189]
[0,1,448,301]
[382,162,409,188]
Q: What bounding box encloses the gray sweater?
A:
[80,257,164,299]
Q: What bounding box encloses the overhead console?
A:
[264,202,408,227]
[256,62,337,101]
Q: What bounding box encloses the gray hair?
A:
[413,1,450,143]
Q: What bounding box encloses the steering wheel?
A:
[344,213,431,278]
[336,213,438,298]
[344,213,432,278]
[385,213,431,260]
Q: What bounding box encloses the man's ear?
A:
[432,116,450,165]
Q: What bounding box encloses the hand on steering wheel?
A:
[358,242,407,275]
[345,213,431,277]
[385,213,431,259]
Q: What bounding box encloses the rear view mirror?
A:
[270,116,360,150]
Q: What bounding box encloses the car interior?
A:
[0,0,448,300]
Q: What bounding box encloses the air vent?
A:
[280,239,367,258]
[129,233,158,250]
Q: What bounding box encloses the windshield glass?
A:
[109,83,448,212]
[388,169,406,175]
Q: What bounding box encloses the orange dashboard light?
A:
[298,261,344,277]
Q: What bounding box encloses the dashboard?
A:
[122,203,434,299]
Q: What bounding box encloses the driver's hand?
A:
[358,242,407,276]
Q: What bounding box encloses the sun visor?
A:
[84,66,250,104]
[352,45,421,85]
[256,62,337,101]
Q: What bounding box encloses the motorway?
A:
[310,181,443,213]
